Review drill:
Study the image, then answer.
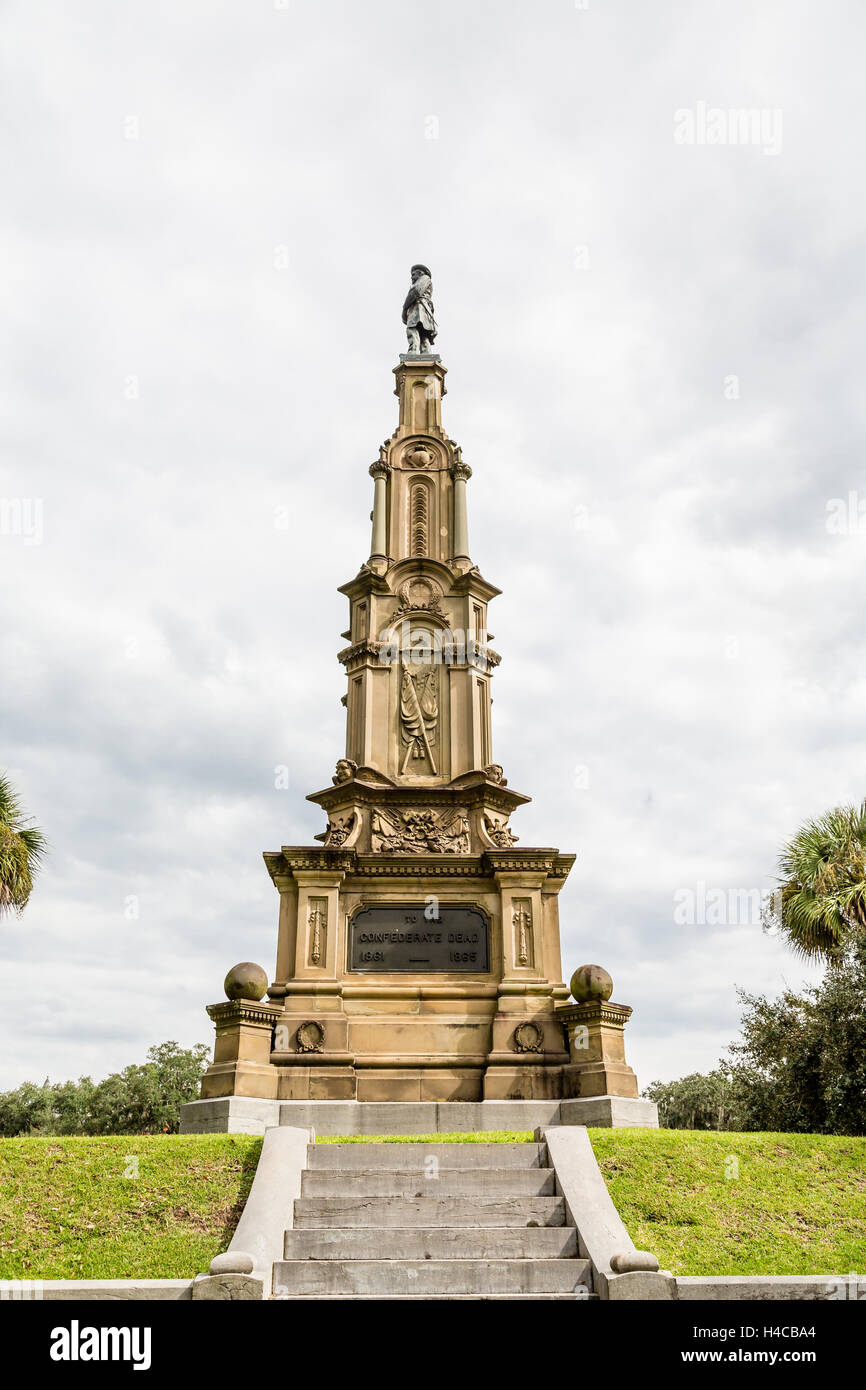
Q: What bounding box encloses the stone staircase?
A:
[272,1141,594,1300]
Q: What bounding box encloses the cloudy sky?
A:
[2,0,864,1091]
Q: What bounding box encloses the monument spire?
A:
[324,325,503,800]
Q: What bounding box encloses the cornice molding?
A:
[555,1001,634,1028]
[206,999,282,1027]
[337,639,384,668]
[264,841,575,885]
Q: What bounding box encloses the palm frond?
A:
[0,774,48,919]
[771,799,866,960]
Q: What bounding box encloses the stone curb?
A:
[0,1279,194,1301]
[202,1124,314,1297]
[541,1125,675,1300]
[677,1275,859,1301]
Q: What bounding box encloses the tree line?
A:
[0,1042,209,1137]
[645,934,866,1134]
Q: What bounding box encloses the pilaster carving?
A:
[512,898,533,966]
[308,897,327,966]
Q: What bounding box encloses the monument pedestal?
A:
[199,843,578,1105]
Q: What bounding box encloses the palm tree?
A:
[766,800,866,959]
[0,774,47,918]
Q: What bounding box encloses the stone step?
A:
[272,1258,593,1297]
[293,1195,567,1228]
[307,1143,547,1170]
[273,1293,597,1301]
[283,1226,578,1261]
[300,1168,557,1198]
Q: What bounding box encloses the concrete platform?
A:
[179,1095,658,1135]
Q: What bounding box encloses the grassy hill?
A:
[1,1128,863,1280]
[0,1134,261,1280]
[588,1128,866,1276]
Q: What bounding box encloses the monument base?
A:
[179,1095,658,1135]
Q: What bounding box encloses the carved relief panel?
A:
[307,896,328,968]
[402,473,436,560]
[391,621,448,781]
[512,897,534,968]
[400,664,439,773]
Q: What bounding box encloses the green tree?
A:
[644,1069,738,1131]
[728,935,866,1136]
[765,800,866,958]
[87,1042,210,1134]
[0,1041,209,1136]
[644,937,866,1136]
[0,774,47,918]
[0,1079,54,1135]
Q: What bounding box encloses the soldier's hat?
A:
[411,263,432,277]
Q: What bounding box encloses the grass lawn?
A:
[0,1135,261,1281]
[588,1128,866,1276]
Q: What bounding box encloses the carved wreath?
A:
[394,577,444,615]
[513,1021,543,1054]
[296,1021,325,1053]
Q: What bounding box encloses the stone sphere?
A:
[224,962,269,1002]
[209,1251,254,1275]
[569,964,613,1004]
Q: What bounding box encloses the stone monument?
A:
[189,268,652,1127]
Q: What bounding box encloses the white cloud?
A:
[0,0,860,1088]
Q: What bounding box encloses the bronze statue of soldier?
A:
[402,264,438,355]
